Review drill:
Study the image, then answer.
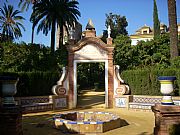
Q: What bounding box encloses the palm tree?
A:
[30,0,80,52]
[167,0,179,59]
[18,0,38,44]
[0,4,25,41]
[18,0,33,11]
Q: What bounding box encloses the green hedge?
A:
[1,68,179,97]
[121,68,180,96]
[0,72,59,97]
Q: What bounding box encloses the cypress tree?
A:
[153,0,160,39]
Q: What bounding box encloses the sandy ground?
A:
[22,90,154,135]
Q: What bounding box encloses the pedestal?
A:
[0,106,23,135]
[152,104,180,135]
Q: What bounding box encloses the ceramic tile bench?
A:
[129,96,161,110]
[16,96,53,113]
[128,96,180,110]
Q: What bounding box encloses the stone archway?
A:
[66,36,114,109]
[52,20,129,109]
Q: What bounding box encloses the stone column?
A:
[107,38,113,45]
[0,106,23,135]
[68,52,74,109]
[152,104,180,135]
[108,51,114,108]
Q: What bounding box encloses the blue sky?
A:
[0,0,180,46]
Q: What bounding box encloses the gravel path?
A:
[23,90,154,135]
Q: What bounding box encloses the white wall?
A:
[131,37,153,45]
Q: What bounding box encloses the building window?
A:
[143,30,147,34]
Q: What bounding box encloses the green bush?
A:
[0,72,59,97]
[121,68,180,96]
[0,42,68,72]
[169,124,180,135]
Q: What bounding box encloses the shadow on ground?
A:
[77,89,105,108]
[22,89,154,135]
[23,108,129,135]
[138,132,153,135]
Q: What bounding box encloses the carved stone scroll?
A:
[114,65,130,96]
[52,67,68,96]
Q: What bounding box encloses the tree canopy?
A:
[30,0,81,52]
[102,13,128,42]
[0,4,25,41]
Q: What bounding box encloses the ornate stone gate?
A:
[52,20,129,109]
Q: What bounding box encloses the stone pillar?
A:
[107,38,113,45]
[68,53,74,109]
[108,51,114,108]
[84,30,96,37]
[152,104,180,135]
[0,106,23,135]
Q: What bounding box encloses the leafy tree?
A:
[167,0,179,59]
[135,34,170,68]
[102,13,128,41]
[30,0,81,52]
[77,63,105,89]
[0,42,29,71]
[153,0,160,38]
[0,4,25,41]
[0,41,71,72]
[54,45,68,70]
[114,35,135,71]
[113,33,172,70]
[170,56,180,68]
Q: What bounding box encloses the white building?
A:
[130,23,169,46]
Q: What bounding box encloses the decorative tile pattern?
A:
[115,97,127,108]
[129,97,161,110]
[18,96,53,113]
[53,111,120,133]
[133,97,161,104]
[129,97,180,110]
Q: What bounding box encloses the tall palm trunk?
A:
[59,24,64,48]
[31,23,35,44]
[51,20,56,53]
[56,25,60,49]
[31,2,36,44]
[168,0,179,59]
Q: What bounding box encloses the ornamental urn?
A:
[158,76,176,105]
[0,76,19,106]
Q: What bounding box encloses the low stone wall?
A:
[1,95,180,113]
[114,95,180,111]
[15,95,68,113]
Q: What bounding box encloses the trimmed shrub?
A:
[168,124,180,135]
[121,68,180,96]
[0,72,59,97]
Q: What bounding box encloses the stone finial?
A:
[107,25,112,45]
[108,25,111,38]
[86,19,95,30]
[84,19,96,37]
